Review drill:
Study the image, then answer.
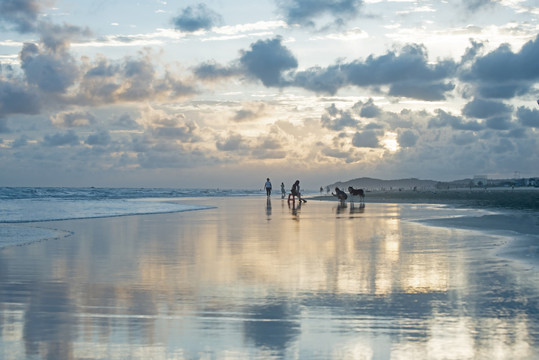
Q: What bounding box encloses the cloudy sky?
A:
[0,0,538,189]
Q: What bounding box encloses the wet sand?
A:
[1,197,539,359]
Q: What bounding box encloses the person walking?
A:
[264,178,272,196]
[280,182,286,199]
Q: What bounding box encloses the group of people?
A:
[264,178,307,203]
[264,178,359,205]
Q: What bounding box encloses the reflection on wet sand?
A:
[0,198,538,359]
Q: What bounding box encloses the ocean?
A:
[0,187,260,249]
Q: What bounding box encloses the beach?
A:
[1,194,539,359]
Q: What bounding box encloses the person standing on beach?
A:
[281,182,286,199]
[291,180,307,203]
[264,178,272,196]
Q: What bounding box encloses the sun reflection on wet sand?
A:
[0,198,538,359]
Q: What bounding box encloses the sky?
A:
[0,0,538,189]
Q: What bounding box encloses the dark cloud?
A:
[0,79,41,121]
[293,66,346,95]
[12,135,30,148]
[292,44,456,100]
[277,0,364,27]
[239,37,298,87]
[0,0,42,33]
[322,147,351,160]
[172,3,222,33]
[204,40,455,100]
[485,115,512,130]
[358,98,381,118]
[452,132,477,146]
[352,130,380,148]
[216,133,244,151]
[20,42,80,93]
[428,109,483,131]
[152,122,201,142]
[491,138,515,154]
[341,45,456,100]
[193,61,239,81]
[38,22,92,53]
[462,0,497,12]
[462,98,512,119]
[42,130,80,147]
[388,81,455,101]
[85,130,111,146]
[398,130,418,148]
[462,35,539,99]
[516,106,539,128]
[321,103,360,130]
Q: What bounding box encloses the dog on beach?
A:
[348,186,365,201]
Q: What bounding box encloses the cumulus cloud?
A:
[79,53,198,105]
[292,44,456,99]
[38,22,92,53]
[193,61,240,81]
[276,0,364,28]
[51,111,96,128]
[0,0,43,33]
[216,133,244,151]
[358,98,381,118]
[0,79,41,120]
[398,130,418,148]
[462,98,512,119]
[20,42,80,93]
[239,37,298,87]
[428,109,483,131]
[42,130,80,147]
[352,130,380,148]
[172,3,223,33]
[321,103,360,130]
[485,115,512,130]
[461,35,539,99]
[85,130,111,146]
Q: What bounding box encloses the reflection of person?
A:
[332,187,348,202]
[264,178,272,196]
[280,182,286,199]
[291,180,307,203]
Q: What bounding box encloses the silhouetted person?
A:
[264,178,272,196]
[291,180,307,203]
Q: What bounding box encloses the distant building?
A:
[473,175,488,187]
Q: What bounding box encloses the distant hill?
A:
[328,177,438,191]
[327,176,538,191]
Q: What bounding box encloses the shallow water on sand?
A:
[1,197,538,359]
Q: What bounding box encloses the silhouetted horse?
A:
[348,186,365,202]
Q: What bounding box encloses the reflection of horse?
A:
[348,187,365,202]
